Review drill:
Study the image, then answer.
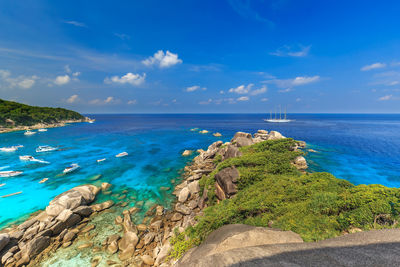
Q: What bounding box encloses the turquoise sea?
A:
[1,114,400,229]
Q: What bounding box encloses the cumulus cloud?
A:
[237,96,249,101]
[270,45,311,57]
[229,84,254,94]
[89,96,119,105]
[54,75,71,85]
[229,84,267,96]
[250,85,267,95]
[264,75,320,89]
[0,69,38,89]
[127,100,137,105]
[378,94,393,101]
[104,72,146,86]
[186,85,206,92]
[261,98,268,102]
[361,62,386,71]
[142,50,182,68]
[66,94,79,103]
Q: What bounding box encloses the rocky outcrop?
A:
[177,226,400,267]
[0,234,9,252]
[293,156,308,170]
[215,167,239,200]
[231,132,254,147]
[0,184,100,267]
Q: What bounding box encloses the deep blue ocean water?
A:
[1,113,400,229]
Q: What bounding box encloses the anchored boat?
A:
[63,163,80,174]
[36,145,58,153]
[264,106,292,123]
[38,128,48,132]
[0,171,23,177]
[116,152,128,158]
[24,130,36,136]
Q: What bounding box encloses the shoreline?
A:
[0,117,94,135]
[0,129,301,266]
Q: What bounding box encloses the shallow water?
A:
[1,113,400,231]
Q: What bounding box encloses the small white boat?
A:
[63,163,79,174]
[24,131,36,136]
[88,121,94,124]
[0,171,23,177]
[19,155,49,164]
[116,152,128,158]
[97,158,106,163]
[38,128,48,132]
[0,183,5,187]
[36,145,58,153]
[19,155,34,161]
[0,147,18,152]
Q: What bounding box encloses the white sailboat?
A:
[36,145,58,153]
[24,130,36,136]
[264,106,292,123]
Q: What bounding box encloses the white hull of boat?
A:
[116,152,128,158]
[24,131,36,136]
[36,146,58,153]
[0,171,23,177]
[63,164,79,174]
[0,147,18,152]
[38,128,48,132]
[264,119,292,123]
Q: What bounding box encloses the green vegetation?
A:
[0,98,85,127]
[171,138,400,258]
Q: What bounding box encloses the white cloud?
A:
[104,72,146,86]
[250,85,267,95]
[18,78,36,89]
[142,50,182,68]
[64,20,87,28]
[378,94,393,101]
[199,99,213,105]
[64,65,71,73]
[278,88,292,93]
[270,45,311,57]
[89,96,119,105]
[237,96,249,101]
[186,85,206,92]
[66,94,79,103]
[292,76,320,86]
[361,62,386,71]
[72,72,81,77]
[229,84,254,94]
[0,69,38,89]
[127,100,137,105]
[296,98,302,102]
[261,98,268,102]
[54,75,71,85]
[265,75,320,89]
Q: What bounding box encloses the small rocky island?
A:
[2,130,400,266]
[0,98,91,133]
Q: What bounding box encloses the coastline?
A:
[2,129,400,266]
[0,117,94,134]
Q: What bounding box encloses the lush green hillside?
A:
[0,98,85,127]
[170,139,400,258]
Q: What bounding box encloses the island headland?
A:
[0,99,92,134]
[1,130,400,266]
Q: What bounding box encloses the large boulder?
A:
[46,185,99,216]
[0,233,10,252]
[215,167,240,198]
[177,224,302,267]
[267,131,285,140]
[293,156,308,170]
[178,187,191,203]
[21,236,51,261]
[218,144,242,160]
[231,132,254,147]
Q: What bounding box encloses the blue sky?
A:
[1,0,400,113]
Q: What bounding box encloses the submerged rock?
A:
[182,150,193,156]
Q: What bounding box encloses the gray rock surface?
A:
[215,167,239,197]
[0,233,10,252]
[177,225,400,267]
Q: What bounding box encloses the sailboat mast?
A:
[274,108,277,120]
[279,105,282,120]
[284,107,287,120]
